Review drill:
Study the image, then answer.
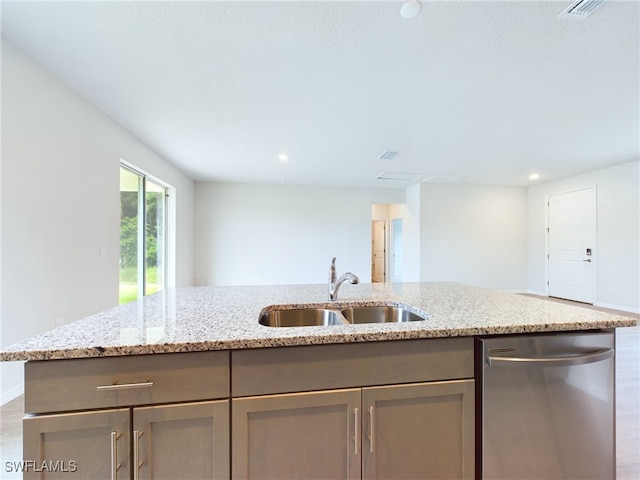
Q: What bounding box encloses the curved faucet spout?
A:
[328,257,359,300]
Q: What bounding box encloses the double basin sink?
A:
[259,304,430,327]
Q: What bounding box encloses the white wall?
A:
[0,40,195,403]
[371,203,389,221]
[194,182,528,290]
[403,184,422,282]
[528,161,640,312]
[419,184,529,290]
[194,182,404,286]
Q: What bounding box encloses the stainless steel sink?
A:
[341,305,428,323]
[258,308,348,327]
[259,304,429,327]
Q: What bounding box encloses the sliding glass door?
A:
[119,165,167,304]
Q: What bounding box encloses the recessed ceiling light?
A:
[400,1,422,19]
[278,153,289,162]
[529,173,540,180]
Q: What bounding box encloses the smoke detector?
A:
[559,0,606,18]
[400,1,422,19]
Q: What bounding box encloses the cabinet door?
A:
[133,400,229,480]
[362,380,474,480]
[233,389,361,479]
[23,408,130,480]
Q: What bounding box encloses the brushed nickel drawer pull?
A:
[97,380,154,391]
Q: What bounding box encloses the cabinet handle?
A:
[354,408,359,455]
[110,431,122,480]
[133,430,143,480]
[97,380,154,391]
[368,406,375,453]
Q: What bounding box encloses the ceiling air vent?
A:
[421,175,461,184]
[560,0,606,18]
[376,172,425,182]
[378,151,399,160]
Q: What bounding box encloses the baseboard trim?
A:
[594,302,640,315]
[516,293,639,314]
[512,290,547,297]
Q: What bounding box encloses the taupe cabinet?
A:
[23,351,230,479]
[23,408,130,479]
[233,388,362,479]
[232,380,474,479]
[362,380,474,479]
[231,338,475,479]
[23,337,474,479]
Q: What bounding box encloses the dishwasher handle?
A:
[487,347,613,368]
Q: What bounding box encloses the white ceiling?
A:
[2,0,638,188]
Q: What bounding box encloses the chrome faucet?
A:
[328,257,359,301]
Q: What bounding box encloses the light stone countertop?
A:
[0,282,636,361]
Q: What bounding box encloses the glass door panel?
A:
[145,179,165,296]
[120,166,141,304]
[119,165,167,304]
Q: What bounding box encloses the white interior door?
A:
[547,187,595,303]
[372,221,386,283]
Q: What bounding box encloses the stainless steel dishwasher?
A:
[476,330,615,479]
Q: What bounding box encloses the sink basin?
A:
[259,304,430,327]
[259,308,347,327]
[341,306,428,324]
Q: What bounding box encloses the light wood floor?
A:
[0,300,638,479]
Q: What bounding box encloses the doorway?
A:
[371,203,407,283]
[547,187,596,304]
[371,220,386,283]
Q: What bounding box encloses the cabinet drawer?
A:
[25,351,229,414]
[232,338,473,397]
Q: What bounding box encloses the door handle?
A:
[583,259,592,262]
[368,406,375,453]
[353,408,359,455]
[110,432,122,480]
[133,430,143,480]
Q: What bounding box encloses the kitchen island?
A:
[1,282,636,479]
[0,282,634,360]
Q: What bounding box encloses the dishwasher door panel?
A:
[478,330,615,480]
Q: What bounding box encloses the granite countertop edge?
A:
[1,282,636,362]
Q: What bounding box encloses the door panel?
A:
[362,380,475,480]
[134,400,229,480]
[548,188,595,303]
[232,389,361,479]
[23,408,129,480]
